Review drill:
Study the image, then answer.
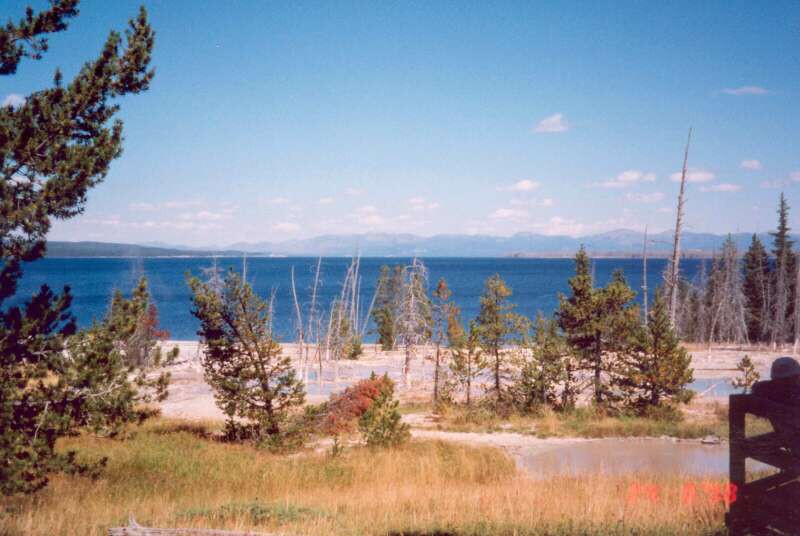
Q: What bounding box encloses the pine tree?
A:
[107,276,177,368]
[557,247,639,405]
[615,292,693,414]
[449,320,487,407]
[446,303,466,348]
[742,235,771,343]
[1,1,154,494]
[64,277,177,436]
[372,265,399,350]
[513,313,566,413]
[189,271,305,443]
[770,194,796,345]
[731,355,760,394]
[476,274,524,406]
[430,278,452,404]
[358,376,410,448]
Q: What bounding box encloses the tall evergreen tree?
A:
[189,271,305,442]
[1,1,154,494]
[615,292,693,414]
[770,194,796,345]
[513,313,566,413]
[446,303,465,348]
[557,247,639,405]
[430,278,452,404]
[449,320,487,407]
[475,274,523,405]
[742,234,771,343]
[372,265,400,350]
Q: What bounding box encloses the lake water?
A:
[15,256,706,341]
[518,438,771,478]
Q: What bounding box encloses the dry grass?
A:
[427,404,720,439]
[421,402,775,441]
[0,419,728,536]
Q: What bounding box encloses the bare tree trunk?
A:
[290,266,305,382]
[668,128,692,328]
[306,258,322,386]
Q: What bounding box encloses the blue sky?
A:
[4,0,800,246]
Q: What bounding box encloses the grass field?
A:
[0,419,730,536]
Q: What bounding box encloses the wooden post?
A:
[727,394,746,536]
[729,394,746,488]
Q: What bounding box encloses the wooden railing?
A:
[726,393,800,535]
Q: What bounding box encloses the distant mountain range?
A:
[45,230,795,258]
[45,241,255,258]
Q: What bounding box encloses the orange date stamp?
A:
[626,481,738,507]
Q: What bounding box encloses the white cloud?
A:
[791,171,800,182]
[272,222,300,232]
[2,93,25,108]
[596,170,656,188]
[721,86,771,96]
[489,208,529,221]
[345,187,364,196]
[534,113,569,133]
[625,192,664,203]
[264,196,289,205]
[760,180,788,189]
[163,200,206,209]
[317,197,334,205]
[353,205,385,226]
[670,168,715,183]
[510,197,555,208]
[128,202,158,212]
[498,179,541,192]
[528,216,630,237]
[740,159,762,170]
[178,210,231,221]
[700,183,742,193]
[83,217,122,226]
[408,197,440,211]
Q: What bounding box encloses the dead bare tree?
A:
[396,258,432,388]
[307,258,322,385]
[325,256,368,380]
[706,237,749,345]
[666,128,692,327]
[290,266,306,381]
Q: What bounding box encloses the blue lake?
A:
[14,257,706,341]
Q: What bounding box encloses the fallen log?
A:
[109,516,286,536]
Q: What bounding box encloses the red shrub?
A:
[320,373,394,435]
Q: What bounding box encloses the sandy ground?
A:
[158,340,793,421]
